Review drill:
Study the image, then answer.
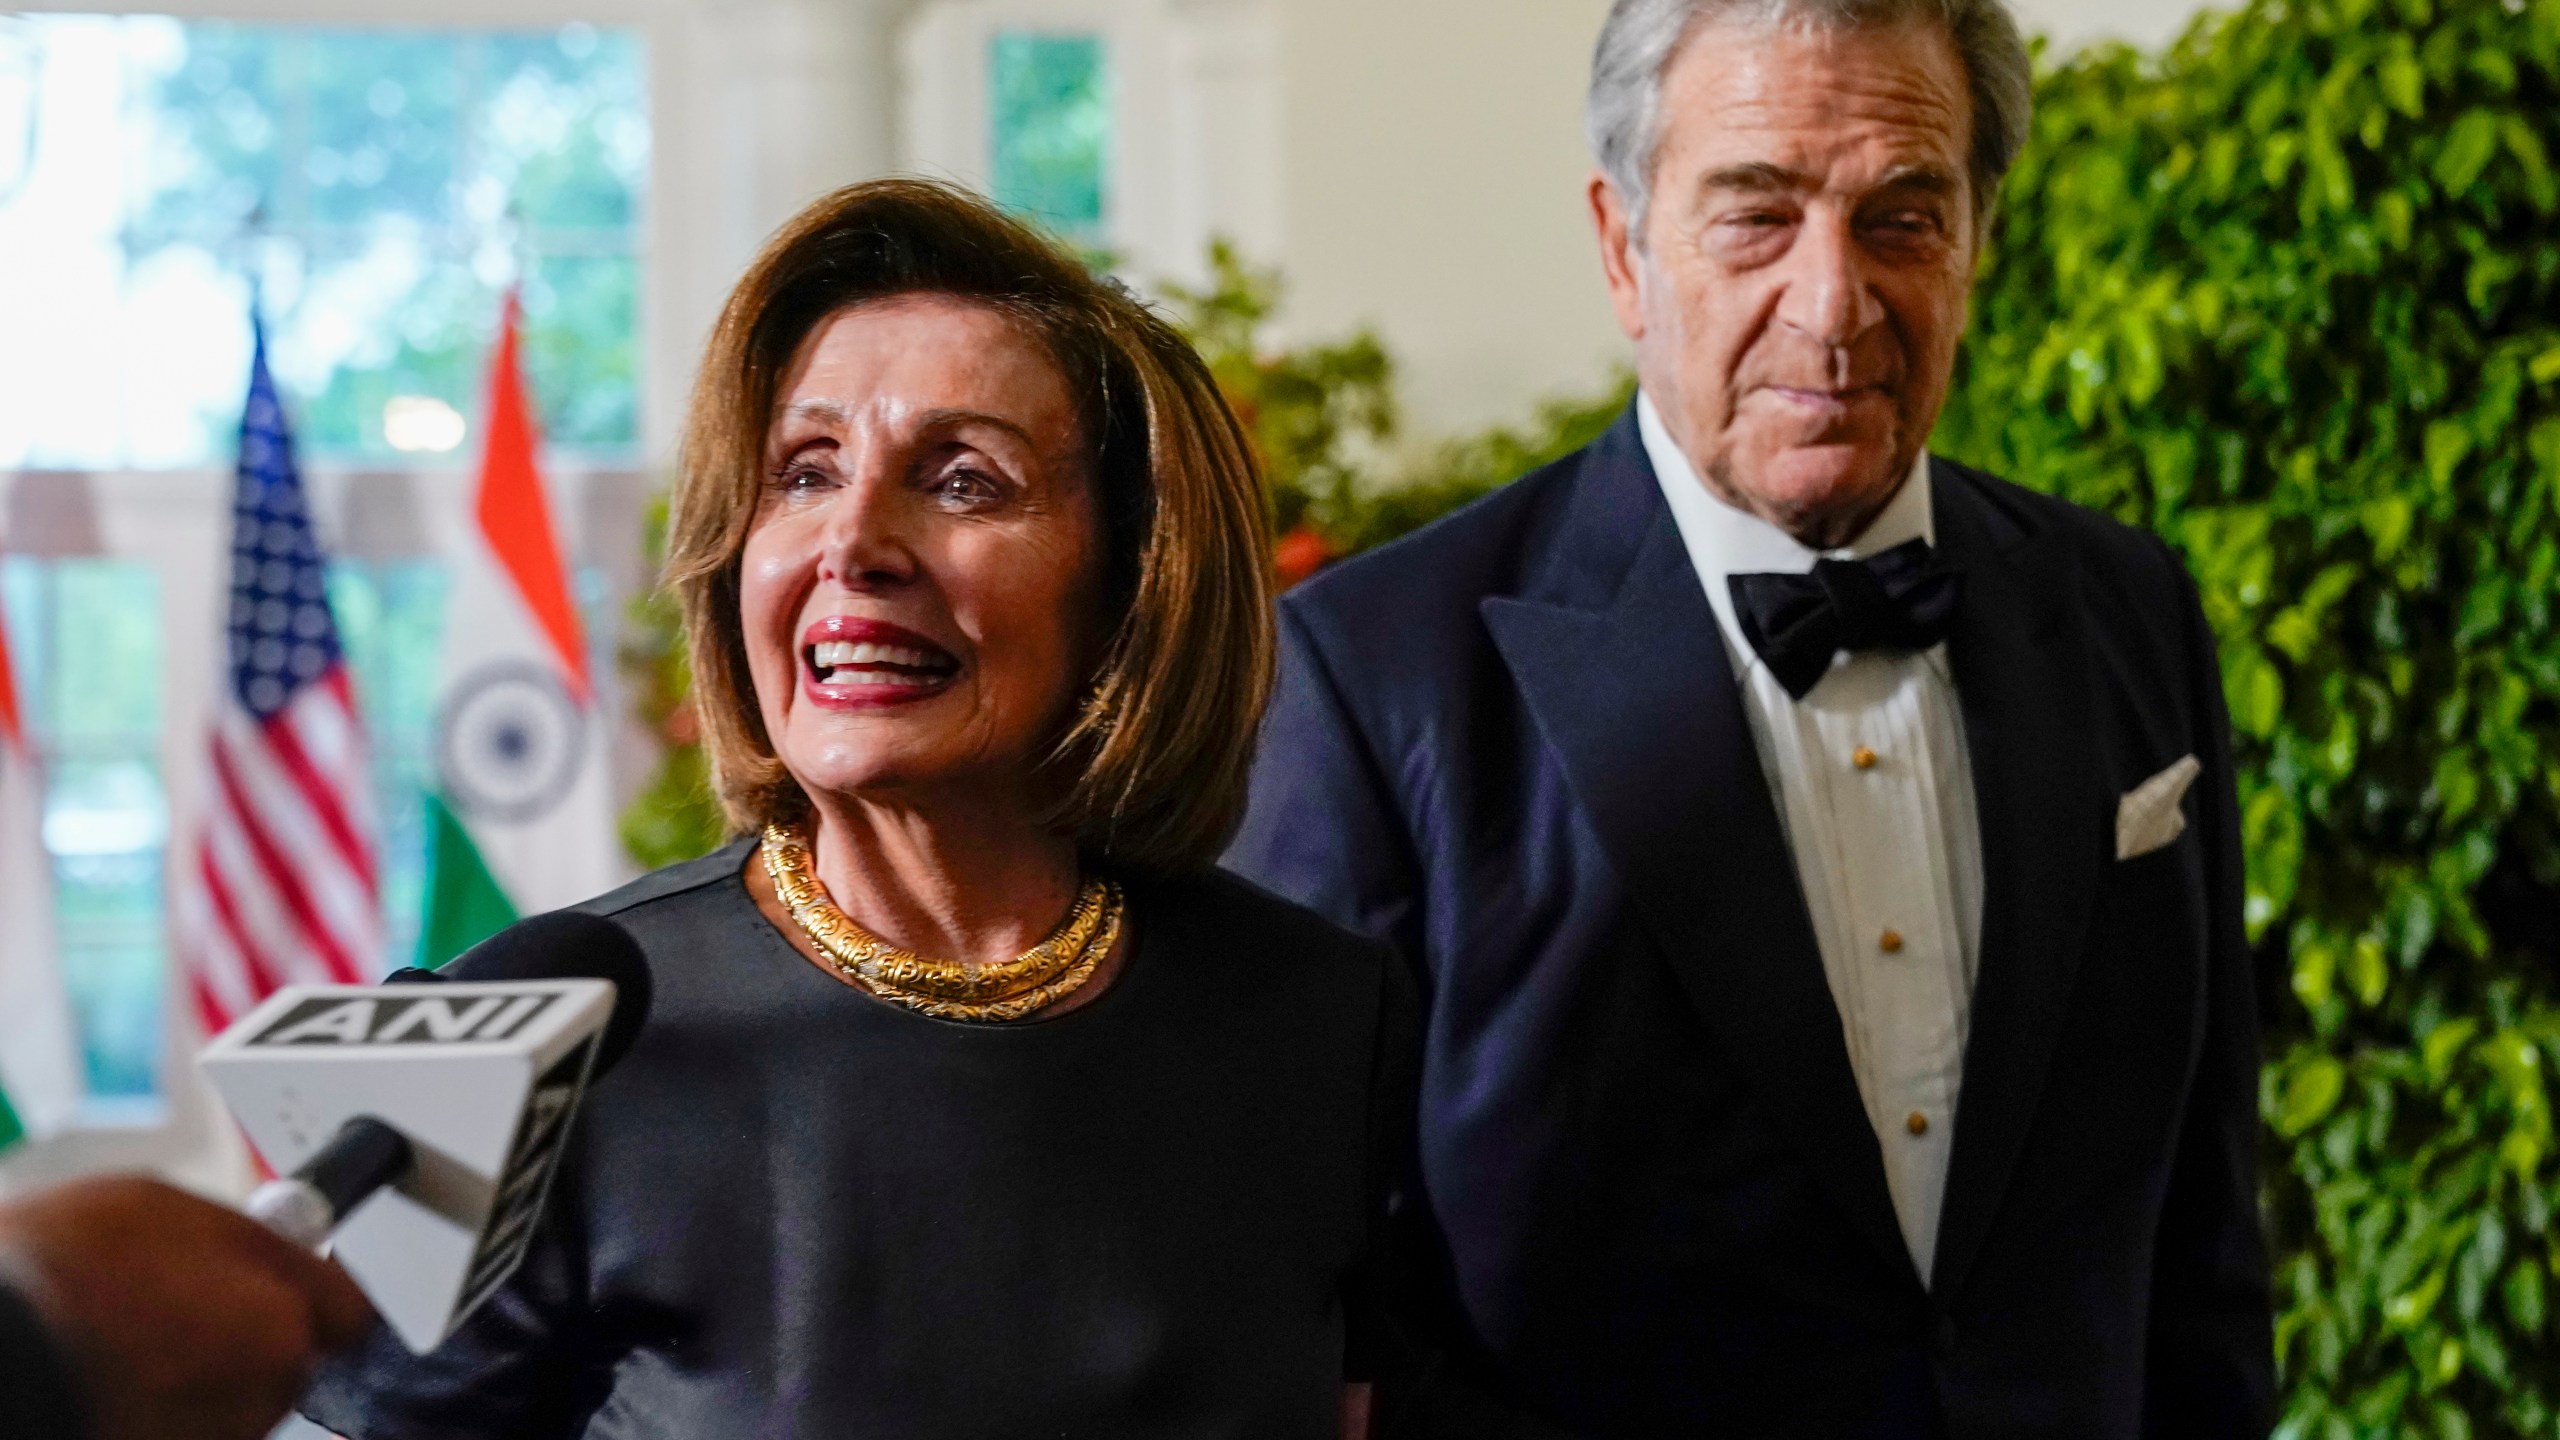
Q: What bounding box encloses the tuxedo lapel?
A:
[1928,461,2106,1300]
[1481,418,1913,1282]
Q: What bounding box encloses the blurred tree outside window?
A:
[988,31,1108,242]
[0,559,167,1118]
[0,15,646,468]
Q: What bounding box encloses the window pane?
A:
[988,32,1108,240]
[0,16,648,469]
[1,558,168,1109]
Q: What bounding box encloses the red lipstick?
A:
[799,617,962,710]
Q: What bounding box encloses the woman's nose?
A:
[816,470,920,588]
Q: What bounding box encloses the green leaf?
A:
[2425,1019,2482,1081]
[2280,1057,2348,1136]
[2345,936,2389,1007]
[2294,937,2338,1010]
[2534,419,2560,489]
[2506,118,2555,206]
[2386,1267,2448,1328]
[2379,45,2424,117]
[2424,420,2475,490]
[2505,1261,2545,1333]
[2362,496,2415,558]
[2227,646,2286,738]
[2376,189,2415,249]
[2434,109,2500,193]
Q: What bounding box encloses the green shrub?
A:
[1934,1,2560,1433]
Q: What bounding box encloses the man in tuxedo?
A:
[1227,0,2275,1434]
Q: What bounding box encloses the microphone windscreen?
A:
[433,912,653,1076]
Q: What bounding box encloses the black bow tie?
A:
[1728,538,1963,699]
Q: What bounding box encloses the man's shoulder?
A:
[1282,436,1607,659]
[1935,456,2194,609]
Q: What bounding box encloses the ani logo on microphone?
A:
[248,992,562,1049]
[436,660,586,823]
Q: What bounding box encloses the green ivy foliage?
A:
[1931,1,2560,1433]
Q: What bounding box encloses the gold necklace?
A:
[760,821,1121,1022]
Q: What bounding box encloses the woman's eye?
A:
[934,466,1004,506]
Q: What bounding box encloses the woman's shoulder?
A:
[1137,866,1397,982]
[569,837,758,932]
[1135,868,1416,1107]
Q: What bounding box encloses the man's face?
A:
[1591,18,1978,548]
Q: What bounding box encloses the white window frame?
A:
[899,0,1279,286]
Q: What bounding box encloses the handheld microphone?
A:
[202,911,650,1352]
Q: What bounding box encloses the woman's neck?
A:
[797,787,1083,970]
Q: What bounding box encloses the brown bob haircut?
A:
[666,178,1275,874]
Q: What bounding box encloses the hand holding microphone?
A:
[0,1176,372,1440]
[205,911,652,1352]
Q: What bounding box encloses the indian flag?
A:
[419,292,622,965]
[0,590,84,1148]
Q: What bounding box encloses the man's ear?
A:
[1588,170,1648,343]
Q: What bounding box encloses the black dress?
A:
[302,840,1410,1440]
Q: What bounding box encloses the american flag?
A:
[181,322,382,1037]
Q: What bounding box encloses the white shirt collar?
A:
[1637,388,1935,664]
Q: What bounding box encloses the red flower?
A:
[1273,524,1335,590]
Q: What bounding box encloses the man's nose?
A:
[1773,212,1885,350]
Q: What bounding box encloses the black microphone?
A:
[222,911,652,1349]
[388,910,655,1074]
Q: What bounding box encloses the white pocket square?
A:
[2116,755,2201,860]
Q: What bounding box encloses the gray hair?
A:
[1586,0,2033,230]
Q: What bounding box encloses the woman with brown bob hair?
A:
[303,180,1407,1439]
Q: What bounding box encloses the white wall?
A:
[1269,0,1622,440]
[1258,0,2215,443]
[2010,0,2208,53]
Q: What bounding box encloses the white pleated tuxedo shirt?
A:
[1638,393,1986,1284]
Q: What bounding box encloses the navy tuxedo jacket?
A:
[1227,409,2275,1438]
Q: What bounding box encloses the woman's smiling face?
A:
[738,294,1105,810]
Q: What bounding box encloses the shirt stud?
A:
[1906,1111,1929,1136]
[1879,929,1905,954]
[1852,745,1879,770]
